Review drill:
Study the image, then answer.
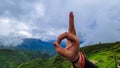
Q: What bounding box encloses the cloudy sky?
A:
[0,0,120,46]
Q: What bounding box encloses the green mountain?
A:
[0,49,51,68]
[0,41,120,68]
[81,42,120,68]
[18,42,120,68]
[17,55,72,68]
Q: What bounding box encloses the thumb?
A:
[53,42,60,48]
[53,42,66,56]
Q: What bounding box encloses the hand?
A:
[53,12,80,62]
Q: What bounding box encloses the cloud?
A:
[0,17,31,36]
[76,0,120,45]
[0,17,32,46]
[0,18,14,36]
[33,3,45,18]
[19,31,32,38]
[0,0,120,46]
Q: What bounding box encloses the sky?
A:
[0,0,120,46]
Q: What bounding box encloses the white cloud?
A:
[33,3,45,17]
[0,17,33,46]
[42,28,66,40]
[76,0,120,45]
[32,3,46,19]
[0,17,32,36]
[16,23,29,30]
[0,18,15,36]
[19,31,32,38]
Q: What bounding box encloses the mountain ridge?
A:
[0,38,66,55]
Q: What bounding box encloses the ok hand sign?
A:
[53,12,80,62]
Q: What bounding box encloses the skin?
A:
[53,12,81,68]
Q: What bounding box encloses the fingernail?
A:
[53,42,57,46]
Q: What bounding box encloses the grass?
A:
[0,49,51,68]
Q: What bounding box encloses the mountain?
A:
[17,55,72,68]
[0,49,51,68]
[0,38,65,55]
[16,38,66,55]
[18,41,120,68]
[0,38,120,68]
[15,38,56,55]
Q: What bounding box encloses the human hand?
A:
[53,12,80,62]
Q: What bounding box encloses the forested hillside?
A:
[0,49,51,68]
[18,42,120,68]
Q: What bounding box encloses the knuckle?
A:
[58,36,61,40]
[64,32,68,35]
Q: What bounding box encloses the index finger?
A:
[57,32,79,44]
[68,12,76,35]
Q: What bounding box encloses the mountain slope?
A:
[18,55,72,68]
[18,41,120,68]
[82,42,120,68]
[16,38,65,55]
[16,38,55,55]
[0,49,51,68]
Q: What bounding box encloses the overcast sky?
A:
[0,0,120,46]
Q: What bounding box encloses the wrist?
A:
[72,52,81,68]
[72,54,80,63]
[72,52,85,68]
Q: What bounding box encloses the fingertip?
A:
[70,11,73,16]
[53,42,57,46]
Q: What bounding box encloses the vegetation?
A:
[0,41,120,68]
[81,42,120,68]
[18,56,72,68]
[0,49,51,68]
